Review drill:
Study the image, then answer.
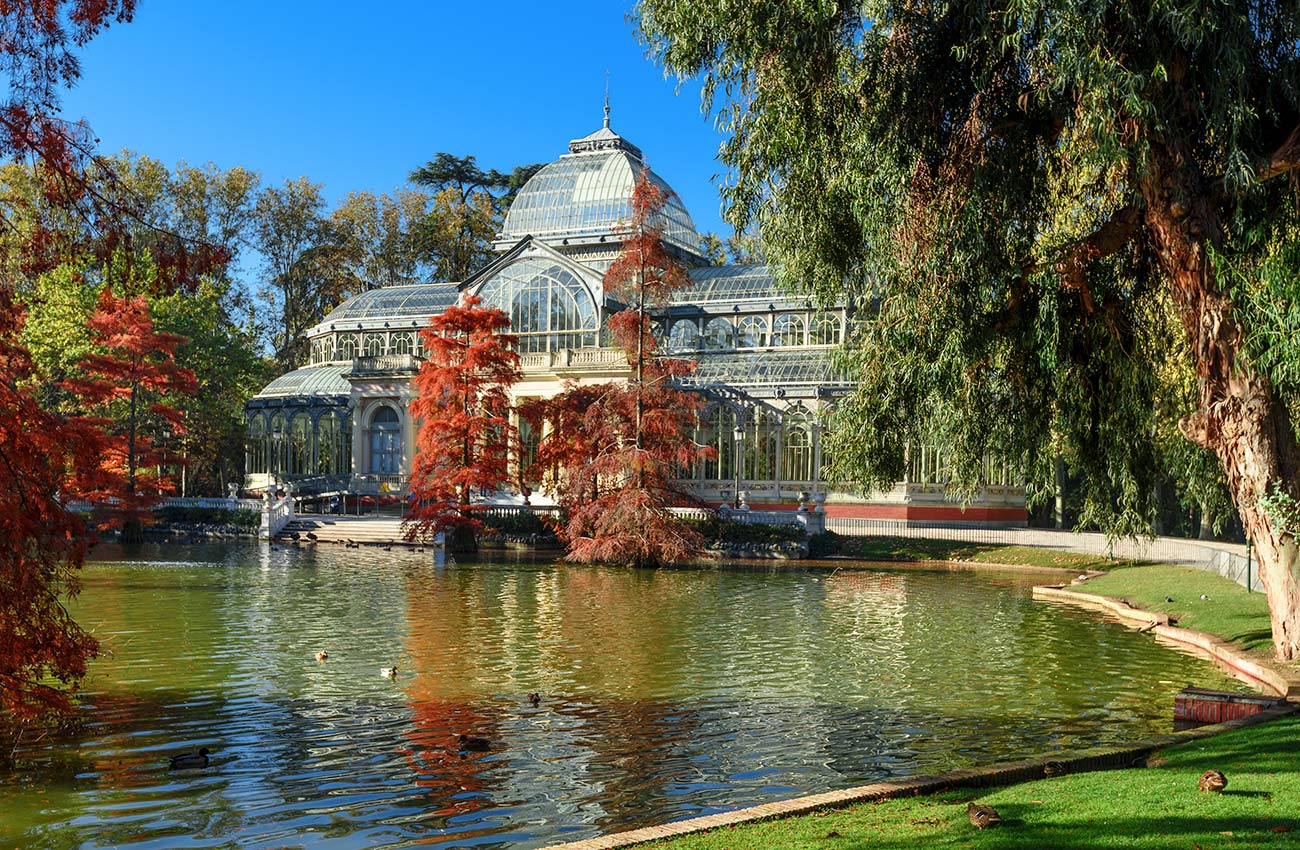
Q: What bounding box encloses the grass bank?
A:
[639,714,1300,850]
[1075,563,1276,656]
[824,534,1138,572]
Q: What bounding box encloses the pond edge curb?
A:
[539,705,1296,850]
[1031,585,1300,698]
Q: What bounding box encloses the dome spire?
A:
[603,70,611,129]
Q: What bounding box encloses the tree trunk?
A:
[1142,147,1300,660]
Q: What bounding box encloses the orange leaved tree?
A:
[0,291,105,729]
[63,288,198,540]
[405,295,520,549]
[528,170,713,566]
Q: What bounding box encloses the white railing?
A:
[259,494,294,539]
[518,348,628,372]
[722,506,826,534]
[350,354,420,373]
[159,497,264,511]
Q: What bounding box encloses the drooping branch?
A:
[1256,123,1300,183]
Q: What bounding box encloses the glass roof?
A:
[254,364,352,399]
[675,350,848,388]
[501,139,701,257]
[670,264,785,305]
[320,284,460,325]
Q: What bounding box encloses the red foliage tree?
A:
[62,288,198,538]
[527,171,713,566]
[0,290,105,725]
[405,295,520,548]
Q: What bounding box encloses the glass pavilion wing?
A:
[254,364,352,398]
[676,350,848,388]
[671,265,788,305]
[322,284,461,324]
[474,258,600,351]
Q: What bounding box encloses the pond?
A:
[2,543,1251,849]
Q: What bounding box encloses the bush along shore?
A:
[113,506,261,541]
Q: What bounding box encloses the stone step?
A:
[276,516,433,545]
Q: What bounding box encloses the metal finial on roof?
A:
[604,70,611,129]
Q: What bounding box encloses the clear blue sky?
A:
[60,0,731,237]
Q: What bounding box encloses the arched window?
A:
[736,315,768,348]
[338,334,359,359]
[392,333,414,355]
[368,405,402,474]
[696,405,740,481]
[246,415,266,474]
[772,314,807,347]
[668,319,700,353]
[288,413,313,475]
[476,258,599,353]
[316,412,347,475]
[782,406,814,482]
[268,413,287,474]
[810,313,841,346]
[363,333,386,357]
[742,408,778,481]
[702,317,734,350]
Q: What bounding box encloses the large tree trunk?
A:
[1142,147,1300,661]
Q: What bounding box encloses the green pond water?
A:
[1,542,1251,849]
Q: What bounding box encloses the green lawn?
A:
[828,535,1135,572]
[1076,564,1276,655]
[642,715,1300,850]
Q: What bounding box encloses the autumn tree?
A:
[641,1,1300,657]
[0,290,105,733]
[405,296,520,550]
[529,171,712,567]
[63,280,198,540]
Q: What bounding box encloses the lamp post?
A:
[732,423,745,509]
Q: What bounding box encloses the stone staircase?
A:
[277,515,438,546]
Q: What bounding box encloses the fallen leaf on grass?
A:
[1272,825,1292,833]
[824,830,841,838]
[1219,831,1234,836]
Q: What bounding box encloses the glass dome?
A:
[501,124,702,258]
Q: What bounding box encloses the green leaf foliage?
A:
[639,0,1300,536]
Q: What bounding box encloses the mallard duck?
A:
[380,666,397,678]
[1199,769,1227,792]
[967,802,1002,829]
[315,650,329,662]
[1043,761,1066,777]
[1200,594,1211,601]
[305,532,318,541]
[168,748,210,770]
[528,692,541,706]
[458,734,491,752]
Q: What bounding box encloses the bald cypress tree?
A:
[641,1,1300,658]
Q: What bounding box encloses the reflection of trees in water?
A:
[401,699,499,821]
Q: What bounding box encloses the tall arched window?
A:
[246,415,266,474]
[368,405,402,474]
[736,315,768,348]
[316,411,346,475]
[475,258,599,353]
[363,333,386,357]
[392,333,414,355]
[772,314,807,347]
[668,319,700,353]
[782,407,814,482]
[702,317,734,350]
[742,408,778,480]
[338,334,359,359]
[289,413,313,475]
[697,405,740,481]
[269,413,287,475]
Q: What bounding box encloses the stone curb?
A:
[541,705,1296,850]
[1032,585,1300,699]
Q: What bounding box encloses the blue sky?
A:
[61,0,731,237]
